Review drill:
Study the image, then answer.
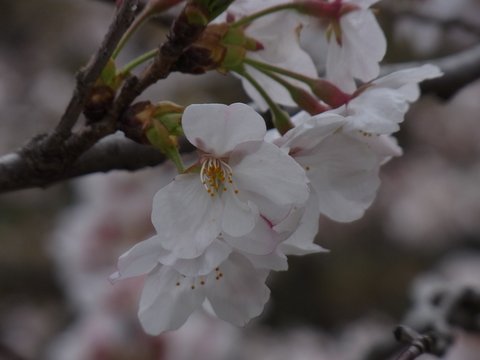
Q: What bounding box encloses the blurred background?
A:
[1,0,480,359]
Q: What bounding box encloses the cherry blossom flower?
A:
[272,111,400,222]
[151,103,309,259]
[271,65,442,222]
[112,237,271,334]
[324,0,387,92]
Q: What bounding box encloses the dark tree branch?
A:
[380,5,480,38]
[55,0,138,137]
[364,286,480,360]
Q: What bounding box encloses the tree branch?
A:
[55,0,138,137]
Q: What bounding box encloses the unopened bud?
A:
[309,79,350,108]
[83,85,115,123]
[290,87,329,115]
[119,101,155,144]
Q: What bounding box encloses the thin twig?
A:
[55,0,138,137]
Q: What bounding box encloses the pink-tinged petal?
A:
[152,174,222,259]
[279,190,327,256]
[231,141,310,209]
[297,133,381,222]
[169,240,232,277]
[182,103,266,156]
[223,216,280,255]
[243,249,288,271]
[207,253,270,326]
[221,189,258,237]
[113,235,166,281]
[139,266,206,335]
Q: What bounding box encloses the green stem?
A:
[244,57,313,84]
[231,3,301,28]
[112,4,158,59]
[236,69,293,134]
[118,48,159,76]
[169,148,186,173]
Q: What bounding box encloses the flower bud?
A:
[308,79,350,108]
[83,85,116,123]
[289,87,329,115]
[119,101,156,144]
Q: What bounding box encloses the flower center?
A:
[200,157,235,197]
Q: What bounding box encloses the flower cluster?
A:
[111,0,442,335]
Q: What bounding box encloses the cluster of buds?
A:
[172,22,262,74]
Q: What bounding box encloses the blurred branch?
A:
[0,0,139,194]
[364,286,480,360]
[380,6,480,38]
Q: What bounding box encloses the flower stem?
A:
[118,48,159,76]
[236,69,293,135]
[113,8,153,59]
[231,3,301,28]
[169,148,186,173]
[254,67,329,114]
[244,58,312,84]
[245,57,350,107]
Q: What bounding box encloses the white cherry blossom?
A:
[152,103,309,259]
[112,236,271,334]
[325,0,387,92]
[275,111,401,222]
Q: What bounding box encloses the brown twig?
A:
[55,0,138,138]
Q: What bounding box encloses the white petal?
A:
[347,132,403,158]
[341,10,386,81]
[221,189,258,237]
[279,190,326,256]
[151,174,222,259]
[169,240,232,277]
[279,112,346,153]
[138,266,206,335]
[223,216,280,255]
[374,65,443,101]
[345,88,409,134]
[243,249,289,271]
[297,133,381,222]
[231,141,310,210]
[182,103,266,156]
[207,253,270,326]
[113,235,166,281]
[326,9,386,91]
